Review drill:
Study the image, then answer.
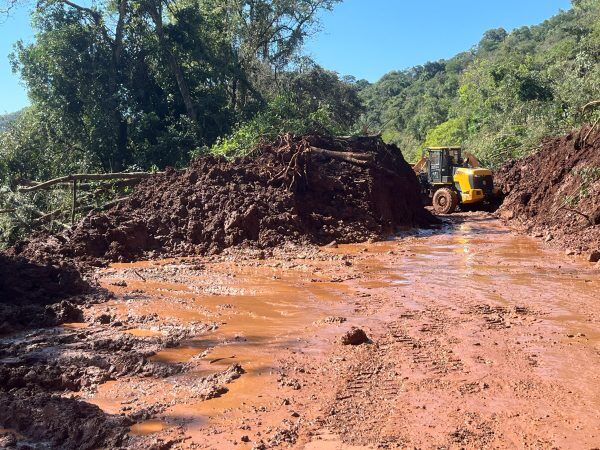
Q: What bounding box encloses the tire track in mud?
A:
[307,216,600,449]
[321,300,471,446]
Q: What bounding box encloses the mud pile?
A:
[0,322,191,449]
[13,134,434,265]
[496,125,600,255]
[0,253,95,333]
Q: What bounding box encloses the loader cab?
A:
[425,147,462,184]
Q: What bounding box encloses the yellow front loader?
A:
[413,147,499,214]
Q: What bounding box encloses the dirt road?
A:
[70,214,600,448]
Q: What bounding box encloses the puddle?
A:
[129,419,168,436]
[150,346,203,363]
[124,328,163,337]
[91,258,356,436]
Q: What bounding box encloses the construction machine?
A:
[412,146,498,214]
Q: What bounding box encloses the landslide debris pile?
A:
[13,134,434,265]
[496,125,600,254]
[0,253,93,333]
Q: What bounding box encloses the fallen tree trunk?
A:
[17,178,144,191]
[308,146,373,166]
[33,197,130,226]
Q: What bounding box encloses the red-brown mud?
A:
[496,125,600,258]
[3,214,593,449]
[10,134,434,268]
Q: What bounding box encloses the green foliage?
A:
[565,166,600,207]
[210,82,357,157]
[359,2,600,166]
[422,118,467,149]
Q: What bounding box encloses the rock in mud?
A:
[341,327,369,345]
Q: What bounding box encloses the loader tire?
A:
[432,188,458,214]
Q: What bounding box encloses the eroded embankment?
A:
[496,124,600,259]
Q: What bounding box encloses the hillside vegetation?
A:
[360,0,600,164]
[0,0,599,246]
[0,110,21,132]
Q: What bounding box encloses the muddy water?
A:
[88,216,600,448]
[90,256,357,441]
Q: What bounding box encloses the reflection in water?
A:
[129,419,168,436]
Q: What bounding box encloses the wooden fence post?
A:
[71,179,77,226]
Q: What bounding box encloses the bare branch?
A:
[17,172,163,193]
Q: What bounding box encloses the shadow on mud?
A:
[0,254,95,334]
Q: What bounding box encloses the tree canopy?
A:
[359,0,600,164]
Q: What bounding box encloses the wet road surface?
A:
[86,214,600,449]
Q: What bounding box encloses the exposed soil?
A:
[10,134,434,268]
[496,124,600,259]
[3,214,597,449]
[0,253,97,333]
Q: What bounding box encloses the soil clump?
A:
[0,253,97,333]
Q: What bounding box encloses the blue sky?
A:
[0,0,571,114]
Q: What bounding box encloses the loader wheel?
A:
[432,188,458,214]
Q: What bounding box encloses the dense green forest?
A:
[360,0,600,164]
[0,0,599,245]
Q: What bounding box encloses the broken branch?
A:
[18,172,162,193]
[308,147,373,166]
[558,205,594,226]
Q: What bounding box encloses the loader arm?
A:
[464,152,481,168]
[412,155,428,174]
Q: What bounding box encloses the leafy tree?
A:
[359,1,600,166]
[210,67,363,157]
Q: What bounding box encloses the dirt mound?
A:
[12,134,435,266]
[0,253,95,333]
[496,125,600,255]
[0,390,132,449]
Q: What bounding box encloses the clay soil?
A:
[3,213,599,449]
[9,134,433,268]
[496,124,600,256]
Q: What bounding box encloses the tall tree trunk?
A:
[110,0,128,170]
[231,76,238,111]
[147,4,198,124]
[59,0,130,169]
